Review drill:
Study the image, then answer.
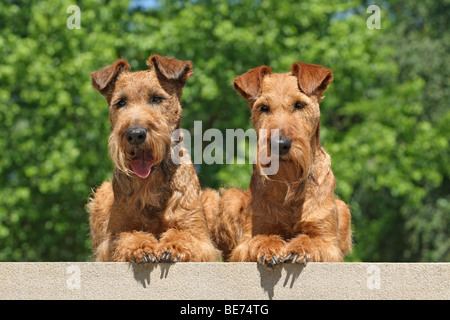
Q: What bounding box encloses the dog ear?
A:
[233,66,272,102]
[291,62,333,99]
[91,59,131,103]
[146,55,193,88]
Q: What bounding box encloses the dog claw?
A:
[142,255,148,263]
[159,251,175,262]
[271,255,278,265]
[285,253,292,262]
[284,253,307,264]
[260,254,285,267]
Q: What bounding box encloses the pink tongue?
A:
[130,150,153,178]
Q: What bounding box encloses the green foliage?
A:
[0,0,448,261]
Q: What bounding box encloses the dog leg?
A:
[336,199,353,256]
[230,234,286,267]
[157,228,218,262]
[113,231,159,263]
[284,202,344,263]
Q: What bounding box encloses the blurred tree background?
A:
[0,0,448,262]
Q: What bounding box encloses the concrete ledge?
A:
[0,262,448,300]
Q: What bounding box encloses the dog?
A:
[87,54,218,263]
[208,62,352,265]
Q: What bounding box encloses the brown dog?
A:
[209,62,352,265]
[87,55,218,263]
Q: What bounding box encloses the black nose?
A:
[273,136,291,155]
[126,127,147,146]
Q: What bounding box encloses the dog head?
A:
[91,55,193,178]
[233,62,332,181]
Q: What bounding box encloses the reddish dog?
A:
[88,55,218,263]
[208,62,352,266]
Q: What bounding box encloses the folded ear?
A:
[233,66,272,102]
[146,55,193,89]
[291,62,333,100]
[91,59,130,103]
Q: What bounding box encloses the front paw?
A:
[113,231,158,263]
[156,229,196,262]
[249,235,286,267]
[156,242,192,262]
[284,236,316,265]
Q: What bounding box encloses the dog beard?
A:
[256,135,311,204]
[108,127,172,179]
[109,128,173,210]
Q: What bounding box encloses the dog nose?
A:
[126,127,147,146]
[274,136,291,155]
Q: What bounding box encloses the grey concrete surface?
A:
[0,262,448,300]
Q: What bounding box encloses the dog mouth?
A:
[130,149,154,179]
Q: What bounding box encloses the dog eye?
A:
[115,99,127,108]
[151,96,164,104]
[294,102,306,110]
[259,105,270,113]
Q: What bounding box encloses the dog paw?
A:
[156,244,191,262]
[248,235,286,268]
[113,231,158,263]
[283,252,308,265]
[283,237,315,265]
[115,246,159,263]
[259,253,285,268]
[134,252,159,263]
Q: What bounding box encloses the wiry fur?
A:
[87,55,218,262]
[204,62,352,264]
